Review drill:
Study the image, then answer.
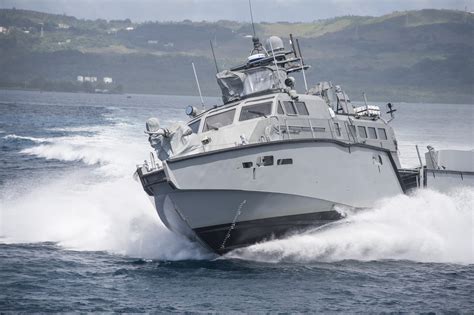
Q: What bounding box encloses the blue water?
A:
[1,90,473,312]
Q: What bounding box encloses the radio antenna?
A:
[249,0,256,38]
[289,33,298,58]
[268,39,282,87]
[210,40,219,73]
[296,38,308,92]
[191,62,205,109]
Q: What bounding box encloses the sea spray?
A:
[0,112,210,260]
[0,173,210,260]
[227,188,474,264]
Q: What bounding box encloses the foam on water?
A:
[17,124,147,176]
[0,116,211,261]
[228,188,474,264]
[0,174,209,260]
[3,134,50,143]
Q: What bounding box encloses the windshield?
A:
[216,67,285,103]
[243,68,277,95]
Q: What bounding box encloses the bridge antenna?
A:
[191,62,205,109]
[210,40,219,73]
[249,0,256,38]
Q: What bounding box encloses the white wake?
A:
[227,188,474,264]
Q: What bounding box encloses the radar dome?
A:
[265,36,284,54]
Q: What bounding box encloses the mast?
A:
[192,62,205,109]
[296,38,308,92]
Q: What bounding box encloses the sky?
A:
[0,0,472,22]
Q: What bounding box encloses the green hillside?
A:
[0,8,472,103]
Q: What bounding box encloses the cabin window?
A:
[277,158,293,165]
[295,101,309,115]
[348,125,357,138]
[334,122,341,137]
[277,102,285,114]
[203,109,236,132]
[239,102,273,122]
[358,126,367,138]
[378,128,388,140]
[368,127,377,139]
[283,101,297,115]
[257,155,274,166]
[188,120,200,133]
[242,162,253,168]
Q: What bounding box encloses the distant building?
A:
[147,40,158,44]
[125,27,134,31]
[84,76,97,83]
[103,77,113,84]
[164,42,174,48]
[57,23,70,29]
[0,26,8,34]
[77,75,84,82]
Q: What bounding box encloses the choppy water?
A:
[0,90,473,312]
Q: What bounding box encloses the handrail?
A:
[145,115,361,168]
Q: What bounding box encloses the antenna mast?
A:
[268,39,282,87]
[249,0,256,38]
[210,40,219,73]
[296,38,308,93]
[191,62,205,109]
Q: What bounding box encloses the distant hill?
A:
[0,8,472,103]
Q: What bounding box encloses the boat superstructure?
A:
[136,35,472,254]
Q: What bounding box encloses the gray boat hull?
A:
[152,186,343,253]
[139,139,405,253]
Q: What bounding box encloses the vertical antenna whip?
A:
[363,92,369,114]
[210,40,219,73]
[249,0,256,38]
[192,62,205,109]
[296,38,308,93]
[289,33,298,58]
[268,39,282,88]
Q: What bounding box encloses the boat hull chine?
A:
[194,210,342,254]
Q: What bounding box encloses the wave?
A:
[0,172,210,261]
[227,188,474,265]
[3,134,50,143]
[19,125,149,176]
[0,114,210,261]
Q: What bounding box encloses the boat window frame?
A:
[202,109,236,132]
[295,101,309,115]
[348,125,357,139]
[357,126,368,139]
[277,158,293,165]
[282,101,297,116]
[378,128,388,140]
[238,101,273,122]
[368,127,377,139]
[277,102,285,115]
[188,119,201,134]
[334,122,342,137]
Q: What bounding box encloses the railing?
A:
[256,115,355,143]
[141,115,360,172]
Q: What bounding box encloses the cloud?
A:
[0,0,472,22]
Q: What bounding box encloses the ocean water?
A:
[0,90,473,312]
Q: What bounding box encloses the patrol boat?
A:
[135,35,469,254]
